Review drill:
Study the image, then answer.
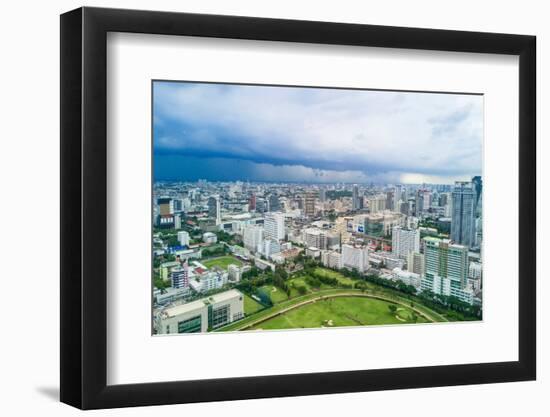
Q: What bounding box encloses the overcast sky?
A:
[153,81,483,184]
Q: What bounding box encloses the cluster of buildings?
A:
[153,176,483,334]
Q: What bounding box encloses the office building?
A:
[341,244,369,273]
[268,194,281,212]
[304,191,317,217]
[208,195,222,225]
[177,230,190,246]
[367,195,386,213]
[321,250,343,269]
[352,185,362,210]
[421,237,473,304]
[157,289,244,334]
[407,251,425,276]
[392,226,420,259]
[243,224,264,252]
[303,228,339,250]
[171,263,189,289]
[451,181,476,247]
[392,268,421,289]
[264,212,285,241]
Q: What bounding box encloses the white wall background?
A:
[0,0,545,415]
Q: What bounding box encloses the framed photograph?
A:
[60,6,536,410]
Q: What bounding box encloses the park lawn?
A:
[313,267,356,287]
[287,276,316,298]
[244,294,264,315]
[251,296,428,330]
[202,256,243,270]
[259,285,289,304]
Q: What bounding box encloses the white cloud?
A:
[154,82,483,181]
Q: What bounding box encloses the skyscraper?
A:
[304,191,317,218]
[471,175,482,216]
[352,184,361,210]
[451,181,476,247]
[391,226,420,259]
[208,195,221,225]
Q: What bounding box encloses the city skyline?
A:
[153,81,483,184]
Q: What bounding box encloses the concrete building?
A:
[160,261,182,281]
[451,181,476,248]
[227,264,242,282]
[202,232,217,244]
[321,250,343,269]
[264,212,285,241]
[407,251,425,276]
[171,263,189,289]
[392,226,420,259]
[243,224,264,252]
[421,237,473,304]
[303,228,340,250]
[367,195,386,213]
[157,289,244,334]
[392,268,421,289]
[208,195,222,225]
[304,191,317,217]
[177,230,190,246]
[306,247,321,258]
[341,244,369,273]
[352,184,363,210]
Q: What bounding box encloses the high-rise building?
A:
[304,191,317,218]
[177,230,190,246]
[243,224,264,252]
[264,212,285,241]
[255,198,267,213]
[386,191,394,211]
[407,251,425,276]
[393,185,403,210]
[268,194,281,212]
[352,185,363,210]
[303,228,340,250]
[367,195,386,213]
[421,237,473,304]
[319,188,326,202]
[451,182,476,247]
[248,194,256,211]
[158,198,172,216]
[472,176,482,216]
[208,195,222,225]
[341,244,369,273]
[171,263,189,289]
[392,226,420,259]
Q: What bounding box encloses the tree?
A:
[388,304,398,314]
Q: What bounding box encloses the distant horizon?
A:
[153,81,483,184]
[153,177,479,186]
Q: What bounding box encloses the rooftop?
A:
[163,289,243,318]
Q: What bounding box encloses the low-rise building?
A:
[157,289,244,334]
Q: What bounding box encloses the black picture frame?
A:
[60,6,536,410]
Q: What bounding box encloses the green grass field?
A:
[243,294,264,315]
[259,285,289,304]
[313,267,357,286]
[250,296,428,330]
[202,256,243,270]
